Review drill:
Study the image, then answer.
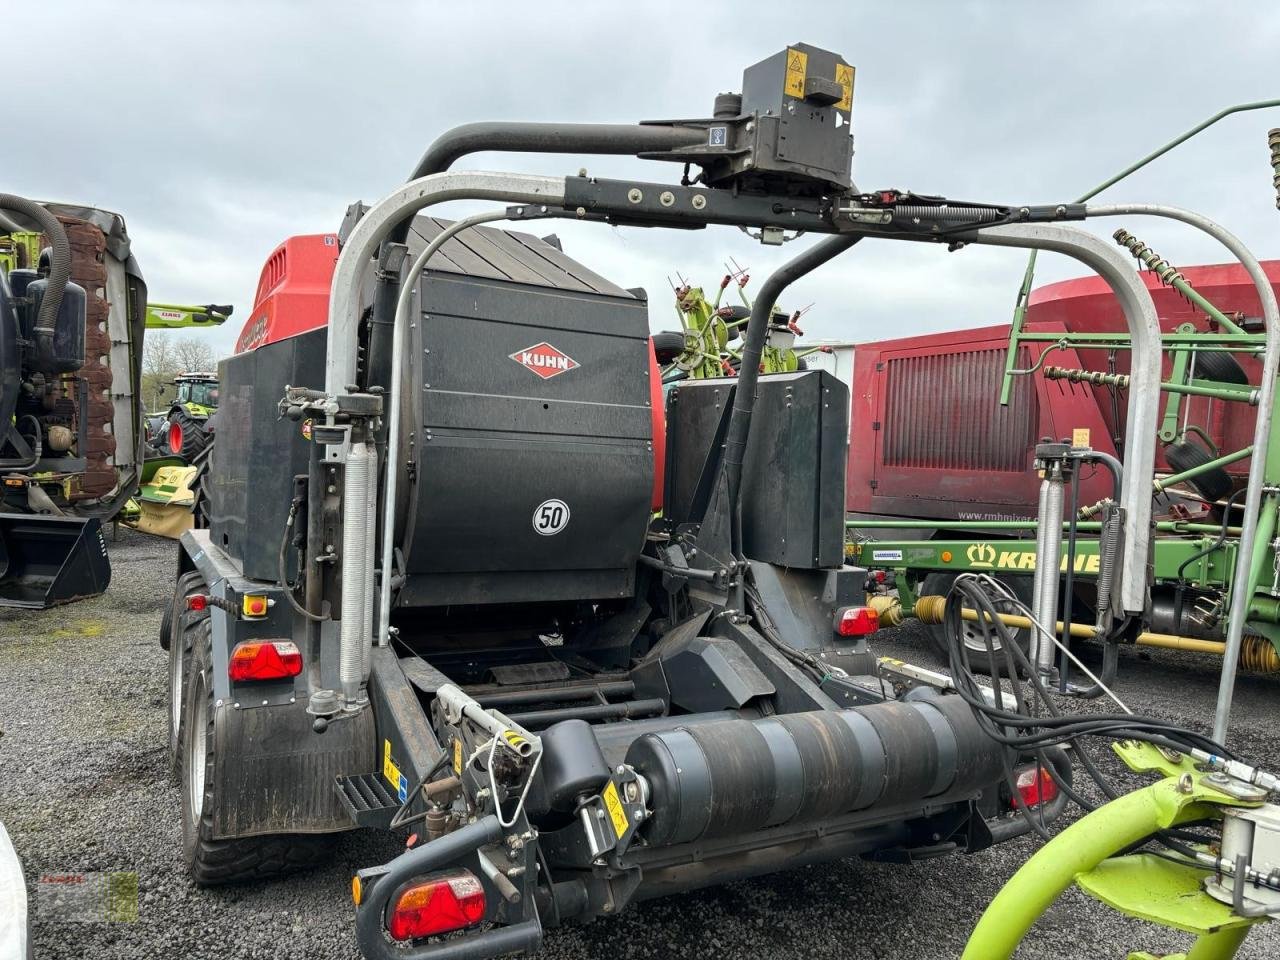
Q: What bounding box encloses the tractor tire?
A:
[1164,439,1233,503]
[190,442,213,529]
[1194,350,1248,386]
[166,571,206,777]
[168,408,210,461]
[180,620,334,885]
[652,331,686,365]
[920,572,1034,677]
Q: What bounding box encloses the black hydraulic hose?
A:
[0,210,22,234]
[0,195,70,365]
[722,236,860,576]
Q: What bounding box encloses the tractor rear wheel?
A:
[180,621,334,885]
[168,408,210,461]
[921,572,1034,676]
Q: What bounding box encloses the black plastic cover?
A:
[25,277,86,374]
[664,370,849,568]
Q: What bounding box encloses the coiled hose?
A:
[0,195,70,367]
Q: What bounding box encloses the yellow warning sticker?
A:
[502,730,528,753]
[383,739,401,791]
[603,781,629,840]
[783,47,808,99]
[1072,427,1091,447]
[452,737,463,775]
[835,63,855,112]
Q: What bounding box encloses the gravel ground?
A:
[2,528,1279,959]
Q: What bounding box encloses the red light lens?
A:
[388,872,486,941]
[228,641,302,682]
[186,594,208,612]
[836,605,879,636]
[169,422,183,453]
[1013,765,1058,809]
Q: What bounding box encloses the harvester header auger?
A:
[156,43,1280,960]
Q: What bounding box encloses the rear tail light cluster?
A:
[228,640,302,682]
[387,871,487,941]
[835,605,879,637]
[1013,765,1059,809]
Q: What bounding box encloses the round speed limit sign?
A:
[532,498,570,536]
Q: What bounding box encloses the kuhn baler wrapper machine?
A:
[159,44,1262,958]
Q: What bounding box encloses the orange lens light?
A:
[941,550,953,562]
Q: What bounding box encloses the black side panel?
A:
[400,272,653,606]
[211,328,326,581]
[664,370,849,568]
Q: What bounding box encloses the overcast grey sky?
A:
[10,1,1280,356]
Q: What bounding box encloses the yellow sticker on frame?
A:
[783,47,808,99]
[835,63,855,112]
[603,781,630,839]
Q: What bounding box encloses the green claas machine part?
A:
[964,741,1280,959]
[144,302,231,329]
[656,264,825,384]
[156,372,219,461]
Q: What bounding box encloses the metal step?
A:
[335,773,399,829]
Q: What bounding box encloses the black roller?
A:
[626,696,1004,846]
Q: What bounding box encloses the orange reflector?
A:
[228,640,302,682]
[3,477,25,488]
[351,875,363,906]
[242,594,270,618]
[1013,765,1058,809]
[388,871,486,941]
[941,550,953,562]
[835,605,879,637]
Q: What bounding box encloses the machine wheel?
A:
[166,571,206,776]
[189,442,213,529]
[181,621,333,885]
[1164,439,1233,503]
[921,572,1035,676]
[652,331,686,365]
[1194,350,1248,386]
[168,408,210,461]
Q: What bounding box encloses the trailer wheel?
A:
[189,442,212,529]
[166,571,206,777]
[920,572,1034,676]
[181,622,333,885]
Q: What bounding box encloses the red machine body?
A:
[234,234,339,354]
[848,261,1280,521]
[235,233,667,509]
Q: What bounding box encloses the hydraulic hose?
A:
[722,236,860,570]
[0,195,70,366]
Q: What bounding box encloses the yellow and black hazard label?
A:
[502,729,529,753]
[783,47,808,99]
[1072,427,1090,447]
[602,781,630,839]
[452,737,463,775]
[835,62,855,112]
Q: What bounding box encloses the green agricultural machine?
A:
[655,266,826,383]
[155,371,219,460]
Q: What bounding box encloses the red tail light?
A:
[1013,765,1059,809]
[228,640,302,682]
[388,871,487,941]
[835,605,879,636]
[169,421,183,453]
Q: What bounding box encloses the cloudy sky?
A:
[10,1,1280,357]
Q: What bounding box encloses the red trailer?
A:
[847,261,1280,523]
